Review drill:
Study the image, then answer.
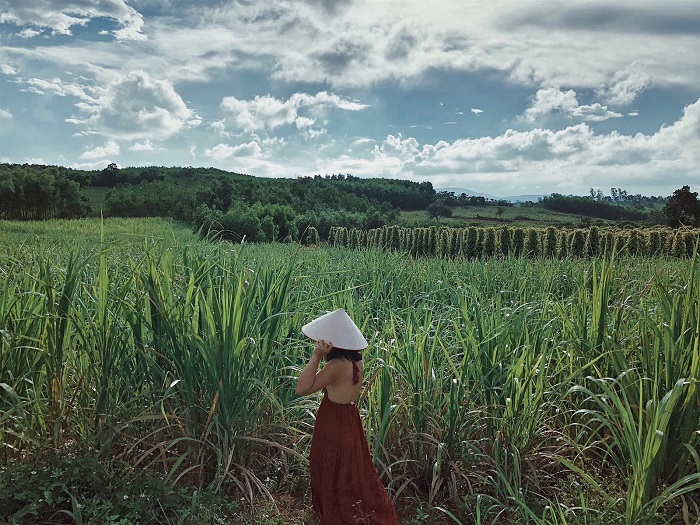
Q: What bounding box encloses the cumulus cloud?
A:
[471,108,483,116]
[80,139,120,159]
[221,91,367,132]
[201,1,699,91]
[71,70,199,141]
[69,160,115,170]
[374,134,421,160]
[16,77,97,101]
[572,103,623,122]
[1,0,146,41]
[1,65,18,75]
[204,142,263,162]
[523,88,622,123]
[652,98,700,162]
[128,140,164,152]
[209,120,229,137]
[597,61,651,106]
[523,88,577,121]
[318,96,700,195]
[0,108,12,119]
[18,28,42,38]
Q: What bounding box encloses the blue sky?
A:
[1,0,699,197]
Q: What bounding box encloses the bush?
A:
[0,453,236,525]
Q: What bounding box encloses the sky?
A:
[1,1,699,198]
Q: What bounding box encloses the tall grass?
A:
[1,218,699,524]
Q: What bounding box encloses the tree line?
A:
[1,163,698,240]
[0,164,89,220]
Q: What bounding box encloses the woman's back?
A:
[325,358,363,404]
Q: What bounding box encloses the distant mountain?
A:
[435,187,497,199]
[435,187,545,203]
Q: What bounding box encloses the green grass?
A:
[400,204,601,228]
[1,218,699,524]
[81,186,110,217]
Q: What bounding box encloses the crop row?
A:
[327,224,700,258]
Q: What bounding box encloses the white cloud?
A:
[471,108,483,116]
[572,103,623,122]
[523,88,578,121]
[69,160,115,170]
[181,1,699,91]
[1,65,18,75]
[295,116,315,129]
[128,140,164,152]
[320,96,700,195]
[80,139,120,159]
[0,109,12,119]
[18,28,42,38]
[1,0,146,41]
[209,120,229,137]
[523,88,622,123]
[596,61,651,106]
[204,142,263,162]
[17,77,97,102]
[373,134,421,160]
[72,70,199,141]
[221,91,367,132]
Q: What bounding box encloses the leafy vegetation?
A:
[538,194,646,221]
[1,218,699,524]
[663,185,700,227]
[3,163,698,244]
[327,224,700,259]
[0,164,89,220]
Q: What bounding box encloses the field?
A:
[400,204,589,228]
[1,218,699,525]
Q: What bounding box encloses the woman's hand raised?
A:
[313,339,333,359]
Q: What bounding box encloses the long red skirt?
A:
[310,391,398,525]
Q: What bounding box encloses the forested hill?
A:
[0,163,434,240]
[1,163,691,242]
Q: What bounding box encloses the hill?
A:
[0,163,673,240]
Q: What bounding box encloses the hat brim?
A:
[301,308,368,351]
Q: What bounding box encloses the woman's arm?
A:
[295,339,338,396]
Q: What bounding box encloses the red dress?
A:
[310,362,398,525]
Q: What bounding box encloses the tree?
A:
[427,202,452,222]
[663,186,700,228]
[98,163,120,186]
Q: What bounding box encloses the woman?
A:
[295,308,398,525]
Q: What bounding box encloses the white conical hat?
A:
[301,308,368,351]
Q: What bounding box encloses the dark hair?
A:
[325,348,362,362]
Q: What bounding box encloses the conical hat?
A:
[301,308,368,351]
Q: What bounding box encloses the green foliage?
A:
[328,223,700,261]
[0,453,236,524]
[540,193,647,221]
[544,227,558,258]
[570,229,586,257]
[512,227,525,256]
[498,225,511,257]
[525,228,540,257]
[2,219,700,525]
[0,164,89,219]
[586,226,601,256]
[427,202,452,221]
[663,185,700,227]
[483,228,496,257]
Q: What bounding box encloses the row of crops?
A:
[327,224,700,258]
[1,218,699,524]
